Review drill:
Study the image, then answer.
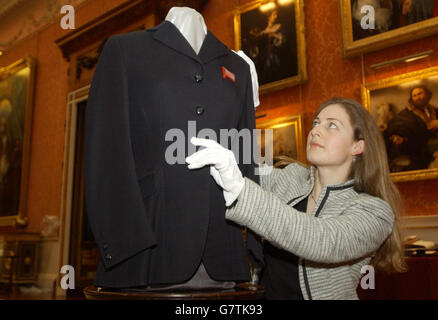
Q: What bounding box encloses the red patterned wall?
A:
[204,0,438,216]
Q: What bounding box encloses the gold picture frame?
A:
[361,66,438,182]
[0,55,36,226]
[234,0,308,95]
[256,114,306,166]
[340,0,438,58]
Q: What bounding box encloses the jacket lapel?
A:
[149,20,229,64]
[198,29,230,64]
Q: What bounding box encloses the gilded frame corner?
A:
[340,0,438,58]
[361,66,438,182]
[256,114,306,164]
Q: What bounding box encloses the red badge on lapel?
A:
[222,66,236,83]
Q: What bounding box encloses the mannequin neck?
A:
[165,7,207,54]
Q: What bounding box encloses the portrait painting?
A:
[340,0,438,57]
[256,114,305,167]
[0,55,35,226]
[362,66,438,181]
[234,0,307,95]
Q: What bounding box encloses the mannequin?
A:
[165,7,207,55]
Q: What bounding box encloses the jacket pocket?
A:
[138,170,156,199]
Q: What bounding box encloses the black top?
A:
[261,196,307,300]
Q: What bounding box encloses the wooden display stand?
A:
[84,282,264,300]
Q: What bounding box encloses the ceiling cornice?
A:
[0,0,27,18]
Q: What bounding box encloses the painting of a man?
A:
[384,85,438,171]
[401,0,438,25]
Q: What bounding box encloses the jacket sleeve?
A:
[84,36,157,270]
[226,178,394,264]
[236,64,264,269]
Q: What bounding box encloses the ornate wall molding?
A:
[0,0,90,51]
[0,0,28,18]
[55,0,154,62]
[54,0,209,62]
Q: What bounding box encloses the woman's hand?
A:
[185,137,245,206]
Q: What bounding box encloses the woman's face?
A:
[306,104,359,169]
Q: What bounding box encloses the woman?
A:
[186,97,406,300]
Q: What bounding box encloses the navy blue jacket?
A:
[84,20,263,288]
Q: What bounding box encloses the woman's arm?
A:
[258,165,280,191]
[258,162,305,191]
[226,178,394,264]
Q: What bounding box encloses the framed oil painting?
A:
[256,114,306,167]
[0,54,36,226]
[234,0,307,95]
[340,0,438,57]
[361,66,438,182]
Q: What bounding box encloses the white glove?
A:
[232,50,260,108]
[185,137,245,206]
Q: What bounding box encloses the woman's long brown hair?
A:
[315,97,406,273]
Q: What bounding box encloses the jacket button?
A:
[195,106,205,115]
[103,243,108,250]
[105,253,112,260]
[194,73,203,83]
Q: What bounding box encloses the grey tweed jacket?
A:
[226,163,394,300]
